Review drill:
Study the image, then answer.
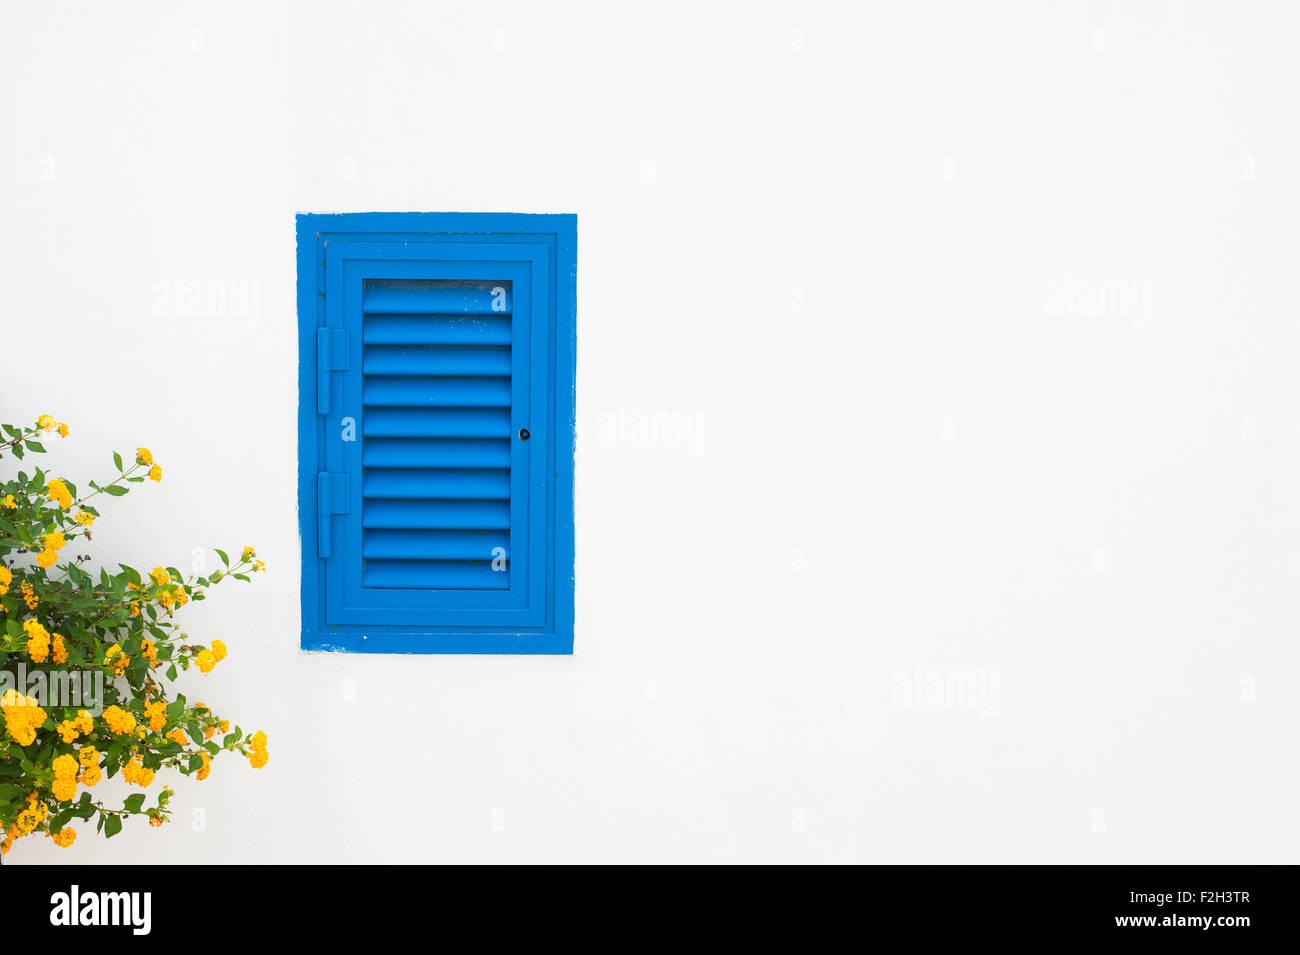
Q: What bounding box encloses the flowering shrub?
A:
[0,416,267,855]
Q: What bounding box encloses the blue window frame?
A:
[297,213,575,653]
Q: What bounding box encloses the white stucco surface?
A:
[4,1,1298,863]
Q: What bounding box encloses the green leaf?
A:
[123,793,146,813]
[24,440,45,453]
[215,548,230,567]
[104,814,123,838]
[113,451,123,471]
[103,485,129,496]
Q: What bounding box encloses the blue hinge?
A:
[317,472,349,558]
[317,327,349,415]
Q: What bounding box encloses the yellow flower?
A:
[144,699,166,732]
[53,754,78,779]
[211,639,227,662]
[51,633,67,664]
[148,814,163,828]
[57,422,69,438]
[77,746,102,787]
[101,705,137,735]
[135,447,153,465]
[36,414,56,432]
[50,827,76,848]
[122,757,154,788]
[56,719,81,743]
[76,710,93,734]
[51,777,77,801]
[1,690,47,747]
[150,566,169,586]
[195,649,216,673]
[44,531,66,551]
[19,579,38,608]
[242,546,256,561]
[2,494,15,509]
[166,729,187,746]
[23,619,50,662]
[36,549,57,569]
[73,509,94,526]
[0,566,10,595]
[104,643,130,675]
[149,464,162,482]
[141,639,157,661]
[196,752,211,781]
[45,478,72,509]
[247,730,269,770]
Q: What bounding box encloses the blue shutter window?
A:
[298,214,575,654]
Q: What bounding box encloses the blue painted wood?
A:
[316,472,349,558]
[298,213,575,654]
[362,314,513,345]
[362,437,510,468]
[316,328,349,414]
[363,283,511,314]
[363,344,511,376]
[362,376,511,407]
[362,468,511,499]
[363,560,510,590]
[362,529,509,560]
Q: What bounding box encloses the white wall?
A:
[5,0,1298,863]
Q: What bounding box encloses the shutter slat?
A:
[363,408,510,437]
[363,315,511,345]
[362,376,511,407]
[363,499,511,529]
[363,529,508,560]
[364,345,511,376]
[362,468,510,499]
[363,438,510,468]
[363,560,509,590]
[363,285,511,314]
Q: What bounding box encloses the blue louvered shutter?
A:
[299,219,573,653]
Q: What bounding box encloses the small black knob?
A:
[518,428,530,441]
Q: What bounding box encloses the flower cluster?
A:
[1,691,47,747]
[0,416,269,854]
